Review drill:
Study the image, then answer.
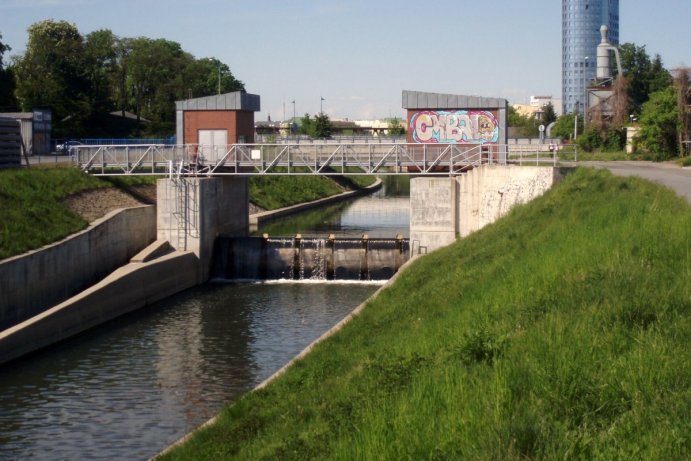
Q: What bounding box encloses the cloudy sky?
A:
[1,0,689,121]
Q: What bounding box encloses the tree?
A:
[122,37,196,133]
[0,32,18,110]
[542,102,557,125]
[637,87,679,160]
[313,112,333,139]
[14,20,90,136]
[618,43,673,115]
[387,117,405,136]
[675,68,690,155]
[551,113,582,141]
[183,57,244,99]
[299,113,314,136]
[508,105,539,137]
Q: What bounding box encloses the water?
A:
[0,177,409,460]
[0,282,379,460]
[256,176,410,238]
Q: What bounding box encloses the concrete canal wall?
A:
[0,205,156,330]
[410,165,564,253]
[0,242,198,365]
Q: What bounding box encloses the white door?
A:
[198,129,228,162]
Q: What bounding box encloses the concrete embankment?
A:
[250,178,382,231]
[0,240,198,365]
[0,180,383,366]
[0,205,156,329]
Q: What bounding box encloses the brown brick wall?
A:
[183,111,255,144]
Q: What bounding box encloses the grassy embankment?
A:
[0,167,375,260]
[160,168,689,460]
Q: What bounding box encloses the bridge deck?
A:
[76,143,561,176]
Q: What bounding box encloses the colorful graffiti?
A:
[410,110,499,144]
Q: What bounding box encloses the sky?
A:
[1,0,689,121]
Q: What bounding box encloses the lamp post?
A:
[204,58,221,95]
[217,64,221,95]
[583,56,589,127]
[291,99,296,135]
[320,96,325,114]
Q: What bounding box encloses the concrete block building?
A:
[402,90,508,145]
[175,91,260,146]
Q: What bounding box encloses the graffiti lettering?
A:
[410,110,499,144]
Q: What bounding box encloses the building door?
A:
[198,129,228,162]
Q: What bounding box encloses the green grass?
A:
[573,149,630,161]
[0,168,108,259]
[249,175,343,210]
[0,167,373,259]
[159,168,690,460]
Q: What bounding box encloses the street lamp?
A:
[583,56,589,127]
[204,58,221,95]
[216,64,221,95]
[291,99,296,135]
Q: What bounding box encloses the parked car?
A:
[56,140,82,156]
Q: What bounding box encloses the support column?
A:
[409,177,458,254]
[157,177,248,282]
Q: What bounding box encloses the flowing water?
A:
[0,177,409,460]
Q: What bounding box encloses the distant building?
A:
[0,110,52,155]
[562,0,619,114]
[512,96,562,120]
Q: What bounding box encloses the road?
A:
[583,161,691,205]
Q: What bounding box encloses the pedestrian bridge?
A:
[75,142,562,177]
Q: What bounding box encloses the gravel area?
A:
[61,185,156,223]
[62,184,264,223]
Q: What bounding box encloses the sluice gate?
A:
[213,235,409,281]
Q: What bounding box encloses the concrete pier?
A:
[157,177,249,282]
[410,165,563,253]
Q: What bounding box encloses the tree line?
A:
[552,43,691,160]
[510,43,689,159]
[0,20,244,138]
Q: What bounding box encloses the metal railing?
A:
[76,142,574,177]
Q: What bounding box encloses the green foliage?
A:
[249,174,342,210]
[161,168,690,460]
[637,87,679,160]
[577,127,602,152]
[541,102,557,125]
[0,32,17,110]
[298,113,334,139]
[551,113,578,140]
[313,112,334,139]
[387,117,406,136]
[508,105,539,137]
[618,43,673,115]
[0,168,107,259]
[0,32,9,69]
[11,20,244,138]
[577,127,626,152]
[299,113,314,136]
[14,20,91,137]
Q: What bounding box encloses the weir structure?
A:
[0,90,566,365]
[74,90,563,279]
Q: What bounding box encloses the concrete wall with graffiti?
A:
[409,110,500,144]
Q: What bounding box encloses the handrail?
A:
[74,142,568,177]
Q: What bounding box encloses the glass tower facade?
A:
[562,0,619,114]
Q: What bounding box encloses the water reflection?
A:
[0,282,378,460]
[255,176,410,238]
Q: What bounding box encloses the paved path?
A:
[583,161,691,205]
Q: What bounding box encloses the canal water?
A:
[0,177,410,460]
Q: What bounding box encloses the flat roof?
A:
[402,90,507,110]
[175,91,260,112]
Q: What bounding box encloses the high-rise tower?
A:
[562,0,619,114]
